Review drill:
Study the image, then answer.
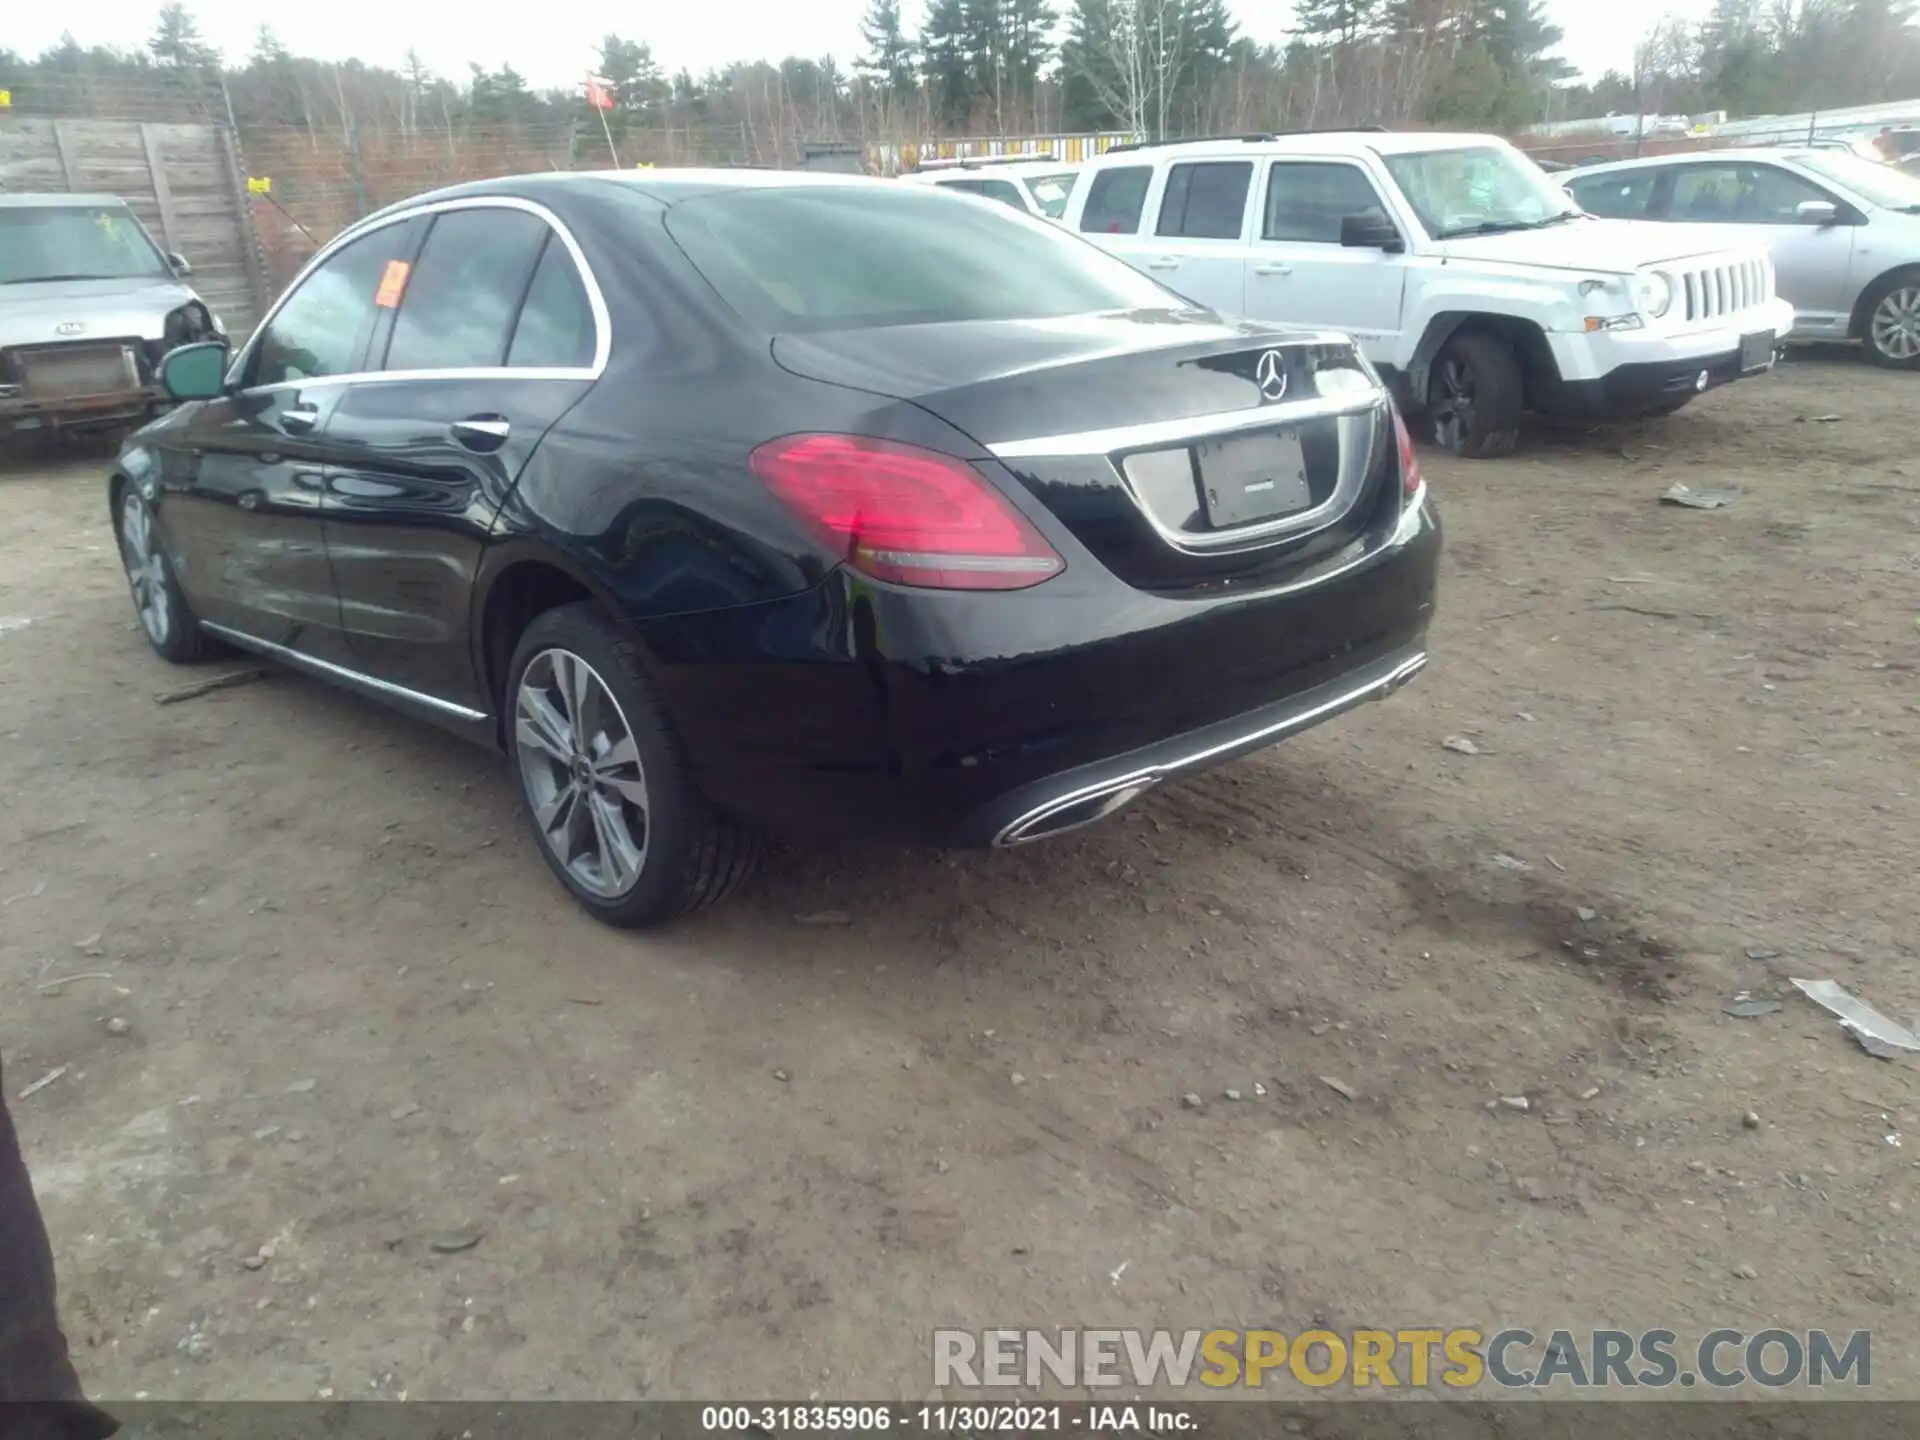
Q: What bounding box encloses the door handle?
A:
[1253,263,1293,277]
[451,415,511,453]
[1145,257,1181,271]
[281,404,320,435]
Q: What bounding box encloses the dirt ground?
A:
[2,352,1917,1405]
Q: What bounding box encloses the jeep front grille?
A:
[1680,258,1772,324]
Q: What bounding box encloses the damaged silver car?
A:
[1,193,227,438]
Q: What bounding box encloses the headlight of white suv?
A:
[1635,270,1673,319]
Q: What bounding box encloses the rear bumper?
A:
[643,491,1441,846]
[970,644,1428,846]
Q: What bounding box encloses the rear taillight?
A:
[750,434,1065,591]
[1391,406,1423,497]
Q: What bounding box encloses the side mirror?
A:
[1796,200,1839,226]
[1340,212,1404,253]
[158,341,229,401]
[167,251,193,277]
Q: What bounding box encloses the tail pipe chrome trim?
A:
[993,651,1429,848]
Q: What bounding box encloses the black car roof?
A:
[354,168,887,229]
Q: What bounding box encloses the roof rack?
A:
[1103,125,1391,153]
[914,152,1061,170]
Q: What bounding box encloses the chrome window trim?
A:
[224,194,612,393]
[199,622,490,723]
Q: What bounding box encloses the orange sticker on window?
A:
[374,259,411,309]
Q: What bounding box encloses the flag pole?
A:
[599,104,621,167]
[586,74,621,167]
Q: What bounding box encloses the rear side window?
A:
[1263,163,1388,243]
[936,177,1026,211]
[1668,162,1827,222]
[1080,165,1153,234]
[1570,170,1659,219]
[1024,172,1077,219]
[974,179,1028,211]
[1157,162,1252,239]
[249,223,413,388]
[507,238,596,369]
[665,185,1176,334]
[384,208,549,371]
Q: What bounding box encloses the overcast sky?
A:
[19,1,1712,90]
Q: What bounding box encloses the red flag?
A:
[585,75,614,110]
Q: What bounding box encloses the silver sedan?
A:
[1564,147,1920,369]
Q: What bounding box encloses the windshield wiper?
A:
[1438,211,1581,238]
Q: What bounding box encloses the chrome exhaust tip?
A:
[995,776,1160,848]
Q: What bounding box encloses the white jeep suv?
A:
[1064,131,1796,457]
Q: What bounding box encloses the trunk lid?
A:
[772,310,1402,594]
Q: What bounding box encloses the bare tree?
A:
[1073,0,1190,138]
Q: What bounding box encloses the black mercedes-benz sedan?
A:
[110,170,1439,927]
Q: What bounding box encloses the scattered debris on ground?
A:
[153,668,270,706]
[1660,482,1740,509]
[1791,978,1920,1056]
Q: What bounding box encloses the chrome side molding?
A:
[197,622,490,724]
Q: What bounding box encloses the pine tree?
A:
[248,25,289,68]
[1178,0,1237,126]
[1060,0,1121,130]
[1004,0,1060,103]
[921,0,976,125]
[150,3,217,68]
[1291,0,1383,50]
[595,34,665,118]
[1479,0,1574,87]
[857,0,920,97]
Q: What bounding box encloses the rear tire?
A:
[505,602,762,927]
[1859,269,1920,369]
[115,486,220,664]
[1427,331,1524,458]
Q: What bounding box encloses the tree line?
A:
[2,0,1918,163]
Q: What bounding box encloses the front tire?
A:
[505,603,761,927]
[1428,331,1524,458]
[116,487,218,663]
[1861,270,1920,369]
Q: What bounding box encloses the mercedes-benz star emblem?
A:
[1254,349,1288,402]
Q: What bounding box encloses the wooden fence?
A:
[0,118,270,337]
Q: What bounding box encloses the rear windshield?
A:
[663,184,1177,333]
[0,205,169,285]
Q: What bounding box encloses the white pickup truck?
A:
[1063,131,1796,457]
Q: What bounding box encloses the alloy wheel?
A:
[118,491,172,646]
[1870,285,1920,361]
[514,647,650,899]
[1431,354,1477,453]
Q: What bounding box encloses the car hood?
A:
[1437,218,1761,274]
[0,276,201,347]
